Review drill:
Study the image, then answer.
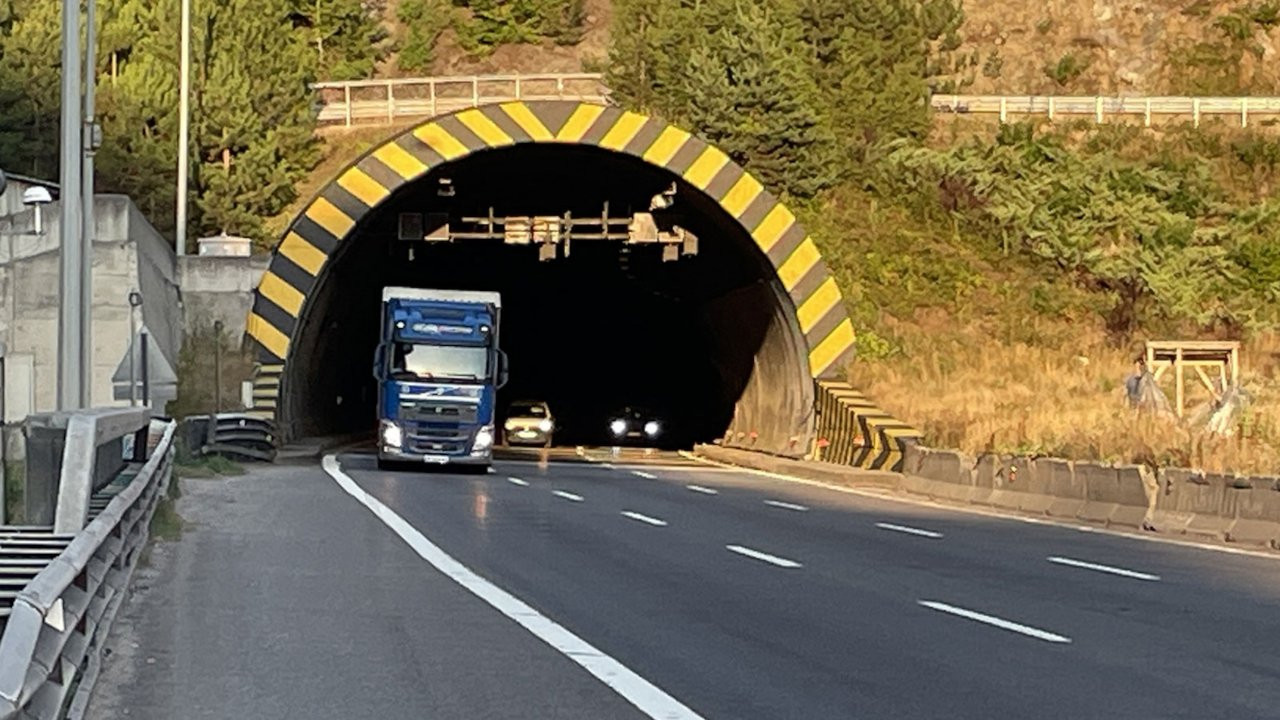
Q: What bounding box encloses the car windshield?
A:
[510,403,547,417]
[391,343,487,382]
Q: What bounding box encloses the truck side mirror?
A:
[497,350,510,390]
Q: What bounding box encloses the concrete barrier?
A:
[1223,479,1280,548]
[693,442,1280,553]
[1040,458,1085,519]
[1175,473,1234,541]
[1147,468,1200,534]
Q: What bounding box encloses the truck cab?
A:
[373,288,507,471]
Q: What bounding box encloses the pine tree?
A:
[287,0,386,80]
[396,0,452,72]
[0,0,61,177]
[603,0,694,114]
[192,0,318,241]
[675,1,840,199]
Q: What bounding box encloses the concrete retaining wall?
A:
[698,443,1280,551]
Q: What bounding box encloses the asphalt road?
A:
[93,452,1280,719]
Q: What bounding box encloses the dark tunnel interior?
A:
[283,143,814,449]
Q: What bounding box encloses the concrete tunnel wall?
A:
[245,101,857,454]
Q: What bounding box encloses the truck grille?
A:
[399,401,478,424]
[399,400,478,454]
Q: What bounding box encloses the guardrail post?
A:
[471,76,479,108]
[430,79,437,116]
[557,76,564,97]
[999,96,1007,123]
[1095,96,1103,124]
[1047,96,1055,121]
[343,84,352,127]
[1193,97,1201,128]
[387,80,395,124]
[1144,98,1152,127]
[515,76,522,100]
[1242,97,1249,128]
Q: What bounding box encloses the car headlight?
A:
[538,418,553,433]
[610,419,627,436]
[644,420,660,436]
[381,421,403,449]
[473,426,494,452]
[504,419,517,431]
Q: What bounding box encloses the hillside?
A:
[376,0,1280,97]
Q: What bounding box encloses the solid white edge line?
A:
[322,456,704,719]
[1047,556,1161,581]
[621,511,668,527]
[553,490,584,502]
[918,600,1072,644]
[686,485,719,495]
[507,477,530,487]
[676,452,1280,562]
[764,500,809,512]
[725,545,802,568]
[875,522,943,539]
[632,471,657,479]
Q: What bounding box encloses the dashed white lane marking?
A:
[764,500,809,512]
[918,600,1072,644]
[676,451,1280,562]
[621,511,668,527]
[553,490,584,503]
[686,485,719,495]
[322,456,704,719]
[725,545,803,568]
[507,477,529,487]
[632,471,657,479]
[1047,556,1161,581]
[875,522,943,539]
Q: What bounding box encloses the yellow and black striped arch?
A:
[248,101,857,395]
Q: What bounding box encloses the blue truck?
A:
[373,287,507,472]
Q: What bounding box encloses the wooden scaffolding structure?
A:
[1144,340,1240,418]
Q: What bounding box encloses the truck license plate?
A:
[422,455,449,464]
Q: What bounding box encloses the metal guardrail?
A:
[312,72,1280,131]
[312,73,610,127]
[931,94,1280,128]
[0,419,174,719]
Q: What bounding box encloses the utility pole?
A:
[81,0,97,408]
[175,0,192,256]
[57,0,83,410]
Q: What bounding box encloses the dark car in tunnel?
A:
[606,406,666,446]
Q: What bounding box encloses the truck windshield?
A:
[391,343,488,382]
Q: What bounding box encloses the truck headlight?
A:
[504,419,517,431]
[473,425,494,452]
[610,419,627,436]
[644,421,660,437]
[381,421,403,449]
[538,419,553,433]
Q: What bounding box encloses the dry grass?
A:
[853,322,1280,475]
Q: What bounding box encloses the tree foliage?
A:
[882,123,1280,336]
[0,0,342,247]
[605,0,962,195]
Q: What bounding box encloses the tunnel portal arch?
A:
[246,100,856,454]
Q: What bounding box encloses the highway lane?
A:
[335,453,1280,719]
[86,463,650,720]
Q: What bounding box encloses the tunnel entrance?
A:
[248,102,856,455]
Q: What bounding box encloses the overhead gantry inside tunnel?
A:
[246,100,856,454]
